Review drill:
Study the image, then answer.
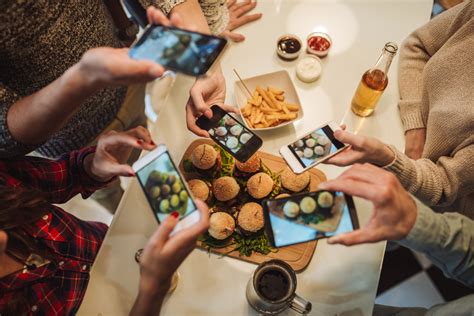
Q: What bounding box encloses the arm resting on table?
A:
[384,145,474,210]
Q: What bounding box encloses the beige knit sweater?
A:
[386,0,474,218]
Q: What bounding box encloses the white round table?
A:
[79,1,432,315]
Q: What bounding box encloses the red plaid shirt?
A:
[0,148,109,315]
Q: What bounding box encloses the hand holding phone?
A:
[196,105,263,162]
[133,145,200,234]
[280,121,347,173]
[263,190,359,247]
[129,24,227,76]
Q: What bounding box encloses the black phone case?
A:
[131,24,227,76]
[196,105,263,162]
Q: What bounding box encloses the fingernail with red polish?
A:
[129,172,136,177]
[171,211,179,218]
[150,140,156,146]
[137,140,144,145]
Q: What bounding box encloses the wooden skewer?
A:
[233,68,253,98]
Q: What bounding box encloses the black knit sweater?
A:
[0,0,127,158]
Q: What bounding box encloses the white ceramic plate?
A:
[233,70,303,131]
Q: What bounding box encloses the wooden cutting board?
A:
[178,139,326,272]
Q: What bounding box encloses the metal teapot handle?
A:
[290,293,312,314]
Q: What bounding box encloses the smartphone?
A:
[280,121,347,173]
[133,144,200,234]
[129,24,227,76]
[263,190,359,247]
[123,0,147,28]
[196,105,263,162]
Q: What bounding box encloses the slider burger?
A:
[281,167,311,193]
[187,179,210,202]
[237,202,264,235]
[208,212,235,240]
[234,154,261,178]
[247,172,274,199]
[191,144,218,177]
[213,176,240,202]
[318,191,334,208]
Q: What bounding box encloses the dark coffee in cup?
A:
[253,260,295,303]
[247,260,312,314]
[257,269,290,301]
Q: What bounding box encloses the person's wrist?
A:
[83,154,113,183]
[62,63,102,97]
[132,284,169,316]
[397,194,418,239]
[75,55,108,91]
[405,127,425,135]
[374,144,395,166]
[139,275,171,298]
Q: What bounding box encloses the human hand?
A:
[220,0,262,42]
[138,200,210,296]
[404,128,426,160]
[77,7,189,90]
[186,69,238,137]
[86,127,156,182]
[77,47,164,89]
[319,164,417,246]
[324,130,395,167]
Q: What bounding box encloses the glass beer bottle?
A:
[351,42,398,117]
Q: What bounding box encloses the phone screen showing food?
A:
[263,191,359,247]
[129,24,227,76]
[288,126,345,168]
[196,105,263,162]
[136,150,197,223]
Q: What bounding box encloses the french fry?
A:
[269,86,284,95]
[262,100,271,109]
[255,111,264,124]
[242,85,300,129]
[266,118,278,126]
[252,91,259,100]
[267,90,282,110]
[283,103,299,111]
[266,113,297,121]
[241,103,252,116]
[261,107,276,114]
[275,94,285,101]
[256,86,275,109]
[250,107,257,121]
[246,118,254,128]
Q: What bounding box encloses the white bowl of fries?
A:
[234,70,303,130]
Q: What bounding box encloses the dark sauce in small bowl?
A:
[276,34,302,60]
[278,37,301,54]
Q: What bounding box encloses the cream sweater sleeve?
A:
[398,1,469,132]
[399,201,474,288]
[385,144,474,209]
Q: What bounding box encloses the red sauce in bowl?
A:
[308,36,331,52]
